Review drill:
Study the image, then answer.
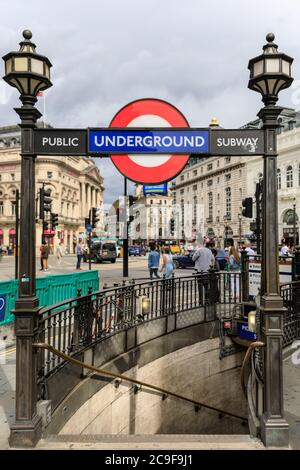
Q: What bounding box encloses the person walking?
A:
[41,242,50,271]
[229,245,241,300]
[148,244,160,280]
[160,247,174,279]
[56,242,63,265]
[192,241,215,273]
[76,240,83,270]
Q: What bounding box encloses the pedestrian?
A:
[280,242,290,257]
[76,240,83,270]
[160,247,174,279]
[41,242,50,271]
[56,242,63,265]
[229,245,241,300]
[148,244,160,280]
[192,239,214,273]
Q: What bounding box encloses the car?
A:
[172,250,195,269]
[128,246,147,256]
[83,240,117,263]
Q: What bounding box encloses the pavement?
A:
[0,253,193,287]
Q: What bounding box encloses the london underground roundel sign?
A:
[109,98,190,184]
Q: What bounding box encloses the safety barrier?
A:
[0,270,99,326]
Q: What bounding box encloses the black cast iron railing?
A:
[35,271,242,385]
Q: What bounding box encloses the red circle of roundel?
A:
[109,98,190,184]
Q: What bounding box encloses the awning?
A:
[9,228,16,235]
[0,229,3,235]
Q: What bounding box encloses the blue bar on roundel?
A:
[88,129,209,154]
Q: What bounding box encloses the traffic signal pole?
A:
[123,177,129,277]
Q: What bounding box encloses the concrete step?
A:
[35,434,265,450]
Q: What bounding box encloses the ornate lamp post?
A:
[248,33,293,447]
[2,30,52,447]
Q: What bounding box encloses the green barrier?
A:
[0,270,99,327]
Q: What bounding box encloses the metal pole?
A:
[9,99,43,447]
[239,216,242,245]
[259,105,289,447]
[123,177,129,277]
[15,189,19,280]
[88,230,92,271]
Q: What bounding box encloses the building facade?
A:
[131,185,173,243]
[0,125,104,254]
[244,108,300,245]
[172,153,249,245]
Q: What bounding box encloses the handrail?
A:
[240,341,265,397]
[33,342,248,423]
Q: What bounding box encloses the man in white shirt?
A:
[280,243,290,257]
[244,240,255,256]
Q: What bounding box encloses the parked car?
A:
[129,245,147,256]
[173,250,195,269]
[83,240,117,263]
[129,246,147,256]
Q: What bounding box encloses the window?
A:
[225,187,231,219]
[193,184,197,191]
[217,193,220,201]
[277,169,281,190]
[287,165,293,188]
[225,157,231,164]
[47,171,53,179]
[11,201,16,216]
[217,177,220,183]
[181,199,184,226]
[11,174,15,181]
[180,175,184,181]
[207,179,213,186]
[217,160,220,167]
[180,189,184,194]
[150,200,153,204]
[208,192,213,221]
[193,169,198,176]
[288,121,295,131]
[207,163,213,171]
[225,174,231,181]
[0,201,3,215]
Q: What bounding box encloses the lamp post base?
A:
[260,414,289,448]
[9,413,42,448]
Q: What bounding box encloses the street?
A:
[0,254,195,286]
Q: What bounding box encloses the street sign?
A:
[34,129,87,155]
[0,295,6,322]
[107,98,191,184]
[237,321,257,341]
[210,129,264,156]
[248,258,292,297]
[88,128,209,154]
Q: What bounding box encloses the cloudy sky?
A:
[1,0,300,203]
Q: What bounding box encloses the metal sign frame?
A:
[33,127,264,157]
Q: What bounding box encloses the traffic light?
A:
[129,195,138,207]
[242,197,253,218]
[39,186,52,219]
[43,220,49,231]
[51,213,59,230]
[170,218,175,235]
[91,207,100,228]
